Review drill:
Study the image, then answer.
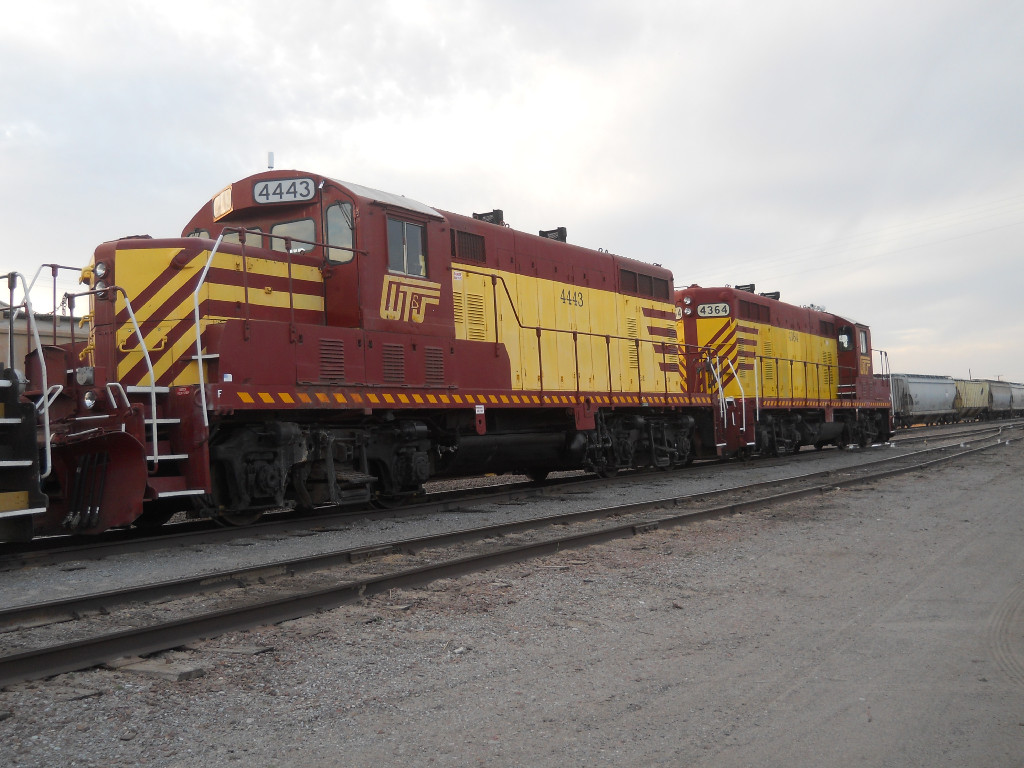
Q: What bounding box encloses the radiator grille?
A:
[466,294,487,341]
[453,230,486,262]
[626,317,639,370]
[425,346,445,386]
[319,338,345,382]
[382,343,405,383]
[453,293,464,326]
[821,350,835,389]
[762,341,776,382]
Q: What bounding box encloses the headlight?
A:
[683,296,692,305]
[76,367,95,386]
[684,307,692,316]
[93,261,108,279]
[94,281,108,297]
[83,390,98,409]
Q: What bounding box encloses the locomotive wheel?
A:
[526,469,550,482]
[205,487,265,526]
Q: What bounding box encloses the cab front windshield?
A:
[188,201,354,263]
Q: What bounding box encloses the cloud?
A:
[2,0,1023,380]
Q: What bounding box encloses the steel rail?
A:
[3,422,1018,571]
[0,436,1015,687]
[891,420,1022,445]
[0,474,590,569]
[0,435,980,630]
[0,424,999,583]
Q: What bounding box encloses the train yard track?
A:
[0,476,574,571]
[4,418,1015,573]
[890,418,1023,445]
[0,424,1017,688]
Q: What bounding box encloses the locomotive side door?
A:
[321,185,360,327]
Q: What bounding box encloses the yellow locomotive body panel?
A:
[685,314,839,405]
[104,245,324,388]
[452,264,680,397]
[101,243,679,401]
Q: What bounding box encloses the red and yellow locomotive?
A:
[676,284,891,457]
[1,169,891,541]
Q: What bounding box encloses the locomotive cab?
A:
[835,321,890,404]
[182,172,456,337]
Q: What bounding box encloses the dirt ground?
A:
[2,440,1023,767]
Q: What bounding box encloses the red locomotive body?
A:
[676,284,891,456]
[0,170,892,541]
[7,170,696,538]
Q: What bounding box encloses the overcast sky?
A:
[2,1,1022,381]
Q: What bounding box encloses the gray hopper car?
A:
[886,375,1024,426]
[887,374,957,428]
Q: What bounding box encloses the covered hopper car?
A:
[888,374,957,427]
[886,374,1023,427]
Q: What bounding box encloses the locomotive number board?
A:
[697,302,730,317]
[254,178,317,204]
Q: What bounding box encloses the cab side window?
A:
[838,327,854,352]
[223,228,263,247]
[270,218,315,253]
[326,202,354,264]
[387,218,427,277]
[859,329,868,353]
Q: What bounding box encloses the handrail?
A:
[722,356,748,437]
[11,264,81,346]
[695,341,866,405]
[753,350,761,422]
[7,272,52,478]
[184,226,371,427]
[189,227,353,426]
[705,352,728,419]
[8,265,98,480]
[106,287,161,466]
[36,384,64,413]
[105,382,131,411]
[192,232,226,428]
[878,348,894,415]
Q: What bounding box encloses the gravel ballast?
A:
[2,440,1022,767]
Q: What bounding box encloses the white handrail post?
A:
[10,272,52,478]
[754,353,761,423]
[724,357,747,437]
[112,287,160,466]
[193,234,226,429]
